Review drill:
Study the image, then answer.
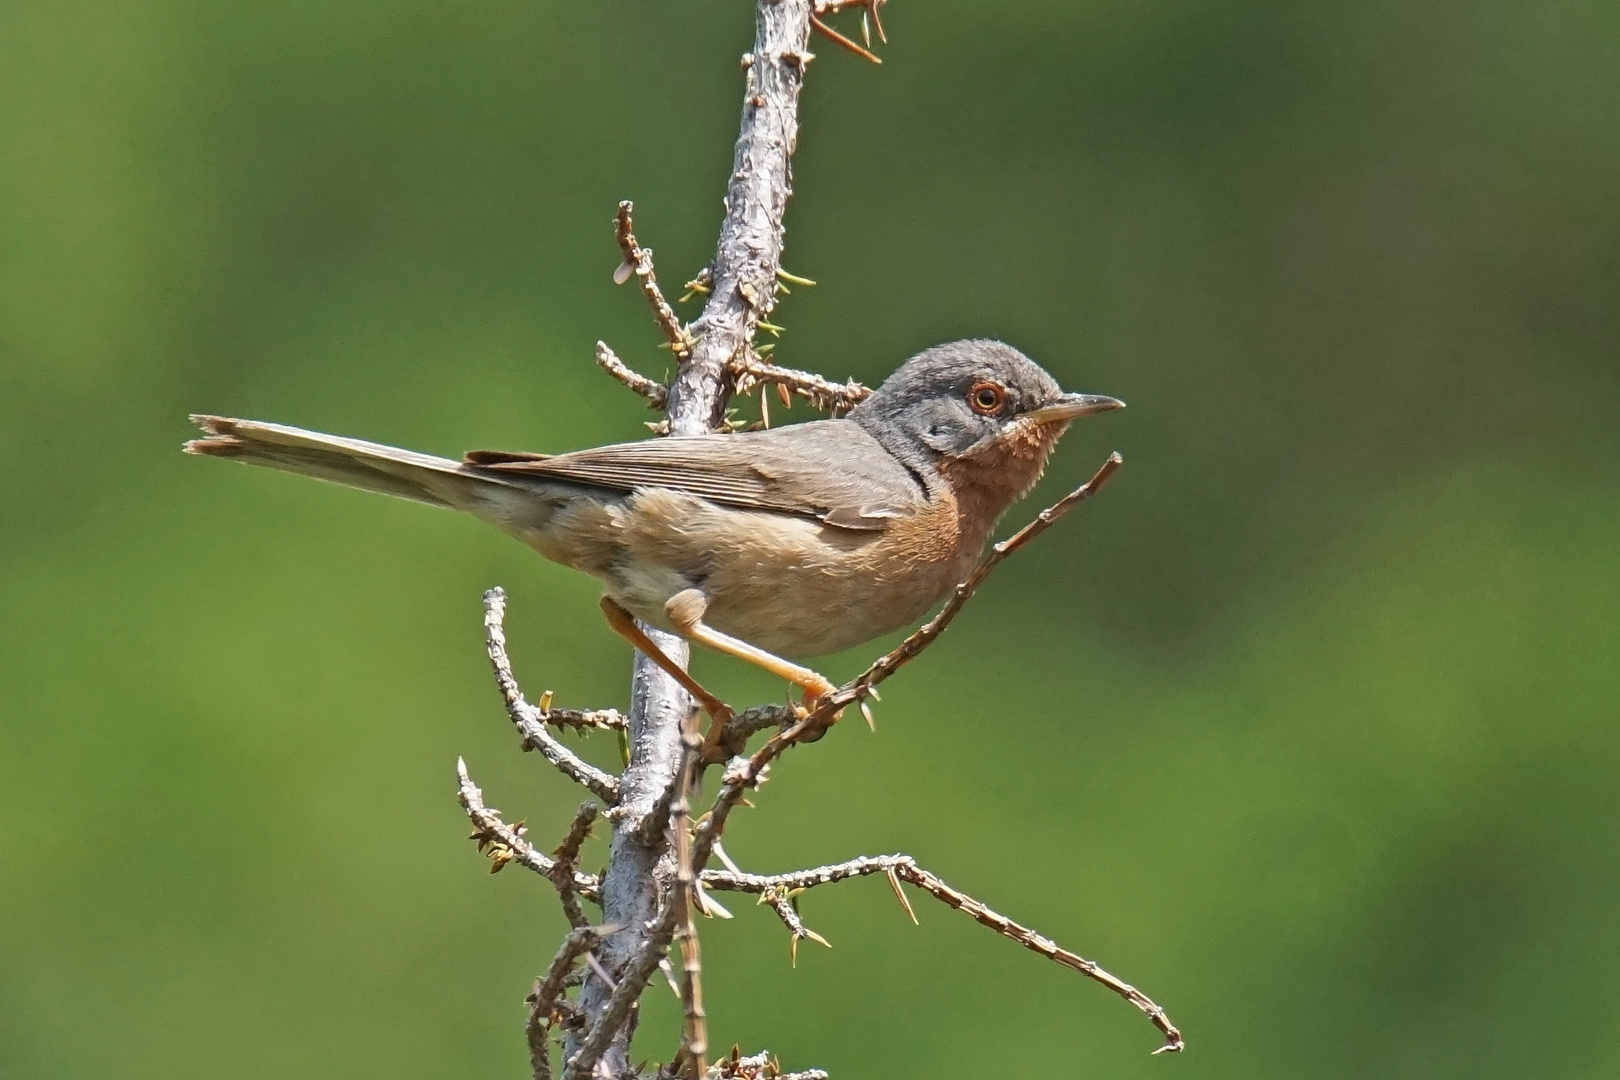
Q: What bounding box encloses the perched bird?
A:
[185,339,1121,713]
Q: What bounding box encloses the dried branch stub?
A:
[614,201,693,359]
[595,341,668,411]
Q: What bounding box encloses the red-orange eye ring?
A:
[967,381,1006,416]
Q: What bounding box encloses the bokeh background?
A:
[3,0,1617,1077]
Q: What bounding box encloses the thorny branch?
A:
[456,760,600,900]
[527,924,618,1080]
[570,2,822,1077]
[729,347,869,416]
[544,705,629,734]
[703,854,1184,1054]
[484,587,622,803]
[552,803,601,930]
[562,896,684,1080]
[614,202,693,360]
[595,340,668,410]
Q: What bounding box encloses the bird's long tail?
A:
[183,415,537,522]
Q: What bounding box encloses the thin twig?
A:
[484,587,622,804]
[545,705,629,734]
[702,853,1183,1054]
[615,202,692,359]
[595,341,669,409]
[528,924,620,1080]
[552,803,601,929]
[670,706,708,1077]
[729,350,870,416]
[456,759,601,899]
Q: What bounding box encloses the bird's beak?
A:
[1025,393,1125,424]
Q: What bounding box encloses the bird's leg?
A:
[599,597,734,727]
[663,589,838,750]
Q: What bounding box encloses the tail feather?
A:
[184,415,535,520]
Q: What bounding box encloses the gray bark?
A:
[568,2,814,1074]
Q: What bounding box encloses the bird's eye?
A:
[967,381,1006,416]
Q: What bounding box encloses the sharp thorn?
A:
[886,867,919,925]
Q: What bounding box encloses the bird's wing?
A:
[466,420,925,531]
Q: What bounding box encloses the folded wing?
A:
[469,419,925,531]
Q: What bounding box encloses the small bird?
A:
[186,339,1121,715]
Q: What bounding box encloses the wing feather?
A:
[468,420,923,530]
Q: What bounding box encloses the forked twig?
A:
[562,894,684,1080]
[615,201,693,359]
[701,853,1183,1054]
[483,587,622,804]
[527,924,620,1080]
[455,759,601,899]
[551,803,601,930]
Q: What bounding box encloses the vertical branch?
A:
[571,2,816,1075]
[670,708,708,1078]
[669,0,813,434]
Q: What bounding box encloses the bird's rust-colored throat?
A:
[937,416,1074,525]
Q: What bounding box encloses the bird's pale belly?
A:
[532,487,978,659]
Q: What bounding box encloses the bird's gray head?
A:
[850,339,1123,466]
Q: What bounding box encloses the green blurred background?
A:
[3,0,1617,1076]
